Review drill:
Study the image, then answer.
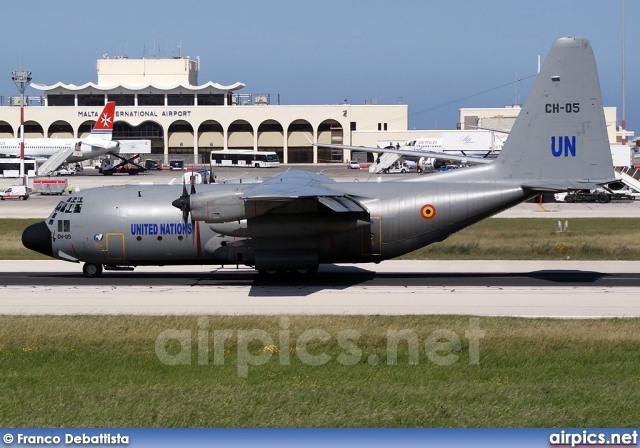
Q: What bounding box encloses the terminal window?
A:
[138,94,164,106]
[48,95,74,106]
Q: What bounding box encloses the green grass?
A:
[5,218,640,260]
[0,315,639,427]
[399,218,640,260]
[0,219,47,259]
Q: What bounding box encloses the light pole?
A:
[621,0,626,146]
[12,69,32,188]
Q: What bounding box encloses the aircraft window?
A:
[63,220,70,232]
[61,198,83,213]
[55,201,65,212]
[57,220,63,232]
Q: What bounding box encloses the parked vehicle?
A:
[100,157,145,176]
[169,160,184,170]
[0,185,29,200]
[554,188,635,203]
[209,150,280,168]
[348,160,361,169]
[33,178,68,195]
[54,166,75,176]
[145,160,160,170]
[383,161,412,174]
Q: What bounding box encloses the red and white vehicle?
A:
[0,185,29,200]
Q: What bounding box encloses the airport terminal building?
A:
[0,56,409,164]
[0,55,631,165]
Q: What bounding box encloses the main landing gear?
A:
[257,267,319,278]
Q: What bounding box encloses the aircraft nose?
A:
[22,221,53,258]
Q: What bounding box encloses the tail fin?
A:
[89,102,116,141]
[491,37,614,189]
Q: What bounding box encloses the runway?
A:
[2,260,639,318]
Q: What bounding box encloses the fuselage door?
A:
[106,233,126,260]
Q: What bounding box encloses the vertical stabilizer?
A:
[88,102,116,141]
[492,37,614,188]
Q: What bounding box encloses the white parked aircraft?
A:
[0,102,119,164]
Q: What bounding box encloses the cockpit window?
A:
[59,197,84,213]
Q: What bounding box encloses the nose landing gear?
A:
[82,263,103,278]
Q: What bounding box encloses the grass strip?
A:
[0,315,638,427]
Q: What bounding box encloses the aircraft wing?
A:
[186,170,368,223]
[469,125,511,134]
[85,140,120,151]
[240,171,340,200]
[312,142,494,165]
[240,171,368,212]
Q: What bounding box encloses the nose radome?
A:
[22,221,53,258]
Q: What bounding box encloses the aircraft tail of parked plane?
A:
[84,101,116,142]
[0,101,119,164]
[23,37,617,278]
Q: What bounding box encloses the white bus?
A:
[0,159,37,178]
[210,150,280,168]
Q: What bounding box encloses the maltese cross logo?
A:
[100,113,112,128]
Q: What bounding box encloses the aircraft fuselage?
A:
[26,171,529,275]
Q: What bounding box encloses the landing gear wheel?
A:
[83,263,103,278]
[290,267,319,278]
[257,269,287,278]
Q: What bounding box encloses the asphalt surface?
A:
[2,261,639,317]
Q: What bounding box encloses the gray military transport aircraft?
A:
[23,37,615,278]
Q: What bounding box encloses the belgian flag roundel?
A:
[420,204,436,220]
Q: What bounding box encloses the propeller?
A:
[172,180,191,225]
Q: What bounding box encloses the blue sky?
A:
[1,0,637,135]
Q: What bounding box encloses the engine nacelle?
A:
[419,157,445,171]
[190,190,281,223]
